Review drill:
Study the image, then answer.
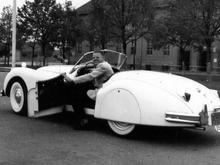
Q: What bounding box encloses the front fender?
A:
[4,67,59,95]
[3,67,63,118]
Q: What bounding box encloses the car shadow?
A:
[37,112,217,147]
[125,125,217,147]
[92,122,218,148]
[37,111,76,128]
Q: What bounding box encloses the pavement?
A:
[1,68,220,165]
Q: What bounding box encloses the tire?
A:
[107,120,135,136]
[9,80,27,115]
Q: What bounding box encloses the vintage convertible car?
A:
[1,49,220,136]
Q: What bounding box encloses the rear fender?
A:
[95,81,141,124]
[94,79,194,126]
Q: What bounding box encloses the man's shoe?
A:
[74,118,89,130]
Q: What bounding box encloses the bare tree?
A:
[159,0,220,72]
[106,0,155,54]
[17,8,39,67]
[18,0,61,66]
[0,6,12,66]
[90,0,111,49]
[51,2,83,63]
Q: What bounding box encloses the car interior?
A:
[37,50,126,111]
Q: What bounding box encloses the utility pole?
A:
[12,0,16,67]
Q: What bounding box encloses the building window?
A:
[116,44,121,52]
[163,45,170,55]
[131,47,136,54]
[146,41,153,55]
[131,40,136,54]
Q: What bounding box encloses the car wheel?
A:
[10,80,27,115]
[107,120,135,136]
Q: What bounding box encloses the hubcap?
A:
[114,122,132,130]
[10,82,24,112]
[15,89,22,104]
[108,121,135,135]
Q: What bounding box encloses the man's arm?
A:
[73,64,106,84]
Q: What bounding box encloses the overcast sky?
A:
[0,0,90,11]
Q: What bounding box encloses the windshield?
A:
[75,49,127,69]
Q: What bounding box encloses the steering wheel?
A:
[76,62,95,77]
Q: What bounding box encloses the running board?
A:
[65,105,95,116]
[31,106,63,118]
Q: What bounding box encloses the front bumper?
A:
[165,105,209,126]
[0,90,6,97]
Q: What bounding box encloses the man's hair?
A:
[93,50,103,55]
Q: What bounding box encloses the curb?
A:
[0,67,11,72]
[0,66,220,81]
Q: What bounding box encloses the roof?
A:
[76,0,172,15]
[77,1,92,15]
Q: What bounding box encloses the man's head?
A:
[92,51,104,66]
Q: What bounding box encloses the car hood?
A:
[37,65,75,74]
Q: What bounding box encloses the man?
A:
[63,51,114,129]
[70,51,113,87]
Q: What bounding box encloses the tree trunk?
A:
[121,0,126,54]
[206,40,212,73]
[122,40,127,54]
[67,48,71,65]
[133,38,137,70]
[62,43,65,60]
[89,39,94,51]
[101,42,105,49]
[4,54,6,65]
[101,35,106,49]
[7,54,10,66]
[205,39,213,82]
[31,46,35,67]
[180,47,185,70]
[42,44,46,66]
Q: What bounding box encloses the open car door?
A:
[37,75,66,111]
[34,49,127,116]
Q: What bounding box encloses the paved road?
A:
[1,72,220,165]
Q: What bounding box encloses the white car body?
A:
[2,49,220,135]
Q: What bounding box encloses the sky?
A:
[0,0,90,11]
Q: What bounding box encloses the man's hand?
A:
[69,67,75,74]
[62,73,75,84]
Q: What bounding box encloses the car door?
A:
[37,75,66,111]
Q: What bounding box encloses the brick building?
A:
[76,0,220,72]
